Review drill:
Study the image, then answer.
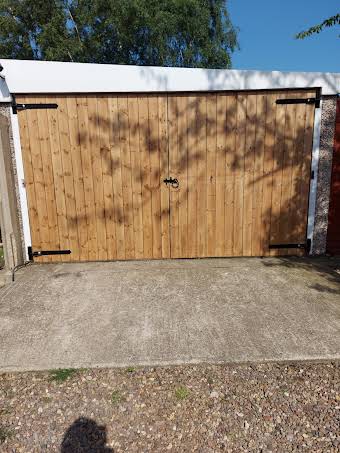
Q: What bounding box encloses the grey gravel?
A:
[0,361,339,452]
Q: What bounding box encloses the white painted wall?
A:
[0,59,339,101]
[10,111,31,260]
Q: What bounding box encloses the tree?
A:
[0,0,238,68]
[296,13,340,39]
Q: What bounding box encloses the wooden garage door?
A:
[17,90,316,262]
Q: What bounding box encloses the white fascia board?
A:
[0,59,339,97]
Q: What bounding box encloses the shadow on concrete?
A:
[61,417,113,453]
[261,256,340,295]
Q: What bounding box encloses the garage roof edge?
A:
[0,59,339,102]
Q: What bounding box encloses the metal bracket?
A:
[12,95,58,114]
[269,239,311,254]
[28,246,71,261]
[276,98,320,108]
[163,177,179,189]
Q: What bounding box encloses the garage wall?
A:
[326,98,340,255]
[1,90,338,263]
[312,96,338,255]
[0,104,25,267]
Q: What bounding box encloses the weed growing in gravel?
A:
[126,367,135,373]
[175,386,190,400]
[111,390,122,404]
[0,425,13,443]
[49,368,77,382]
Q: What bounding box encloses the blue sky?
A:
[229,0,339,72]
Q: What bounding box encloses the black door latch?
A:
[163,177,179,188]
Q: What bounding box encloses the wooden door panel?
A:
[17,93,171,261]
[17,89,315,261]
[168,90,316,257]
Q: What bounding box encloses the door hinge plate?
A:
[269,239,311,254]
[28,246,71,261]
[276,98,320,108]
[12,95,58,114]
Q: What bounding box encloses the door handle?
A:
[163,177,179,189]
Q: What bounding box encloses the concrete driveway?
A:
[0,257,340,372]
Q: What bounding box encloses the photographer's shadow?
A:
[61,417,113,452]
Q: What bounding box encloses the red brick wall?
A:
[327,98,340,254]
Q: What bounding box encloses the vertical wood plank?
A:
[168,95,180,258]
[206,94,217,256]
[233,94,247,256]
[251,94,266,256]
[108,96,125,259]
[269,93,287,255]
[46,97,70,262]
[138,96,153,258]
[57,96,80,261]
[177,95,189,258]
[16,100,42,255]
[28,97,54,261]
[187,96,198,257]
[225,94,237,256]
[148,95,162,259]
[215,94,226,256]
[118,96,135,259]
[75,96,98,261]
[66,96,88,261]
[158,95,170,258]
[261,93,276,255]
[243,94,256,256]
[36,97,60,256]
[278,92,298,255]
[87,95,107,260]
[196,95,207,257]
[128,95,144,259]
[97,96,116,260]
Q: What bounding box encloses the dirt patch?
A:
[0,362,339,452]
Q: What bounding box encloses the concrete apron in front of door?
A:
[0,257,340,372]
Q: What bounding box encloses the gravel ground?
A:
[0,362,339,452]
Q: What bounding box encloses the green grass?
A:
[126,366,135,373]
[0,246,4,268]
[175,386,190,400]
[111,390,122,404]
[49,368,77,382]
[0,425,13,444]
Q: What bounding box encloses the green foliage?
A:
[296,13,340,39]
[111,390,122,404]
[0,425,13,443]
[0,246,4,268]
[0,0,238,68]
[49,368,77,382]
[175,385,190,400]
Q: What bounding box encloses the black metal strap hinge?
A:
[269,239,311,254]
[28,246,71,261]
[276,98,320,108]
[12,95,58,114]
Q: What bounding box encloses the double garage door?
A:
[17,89,316,262]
